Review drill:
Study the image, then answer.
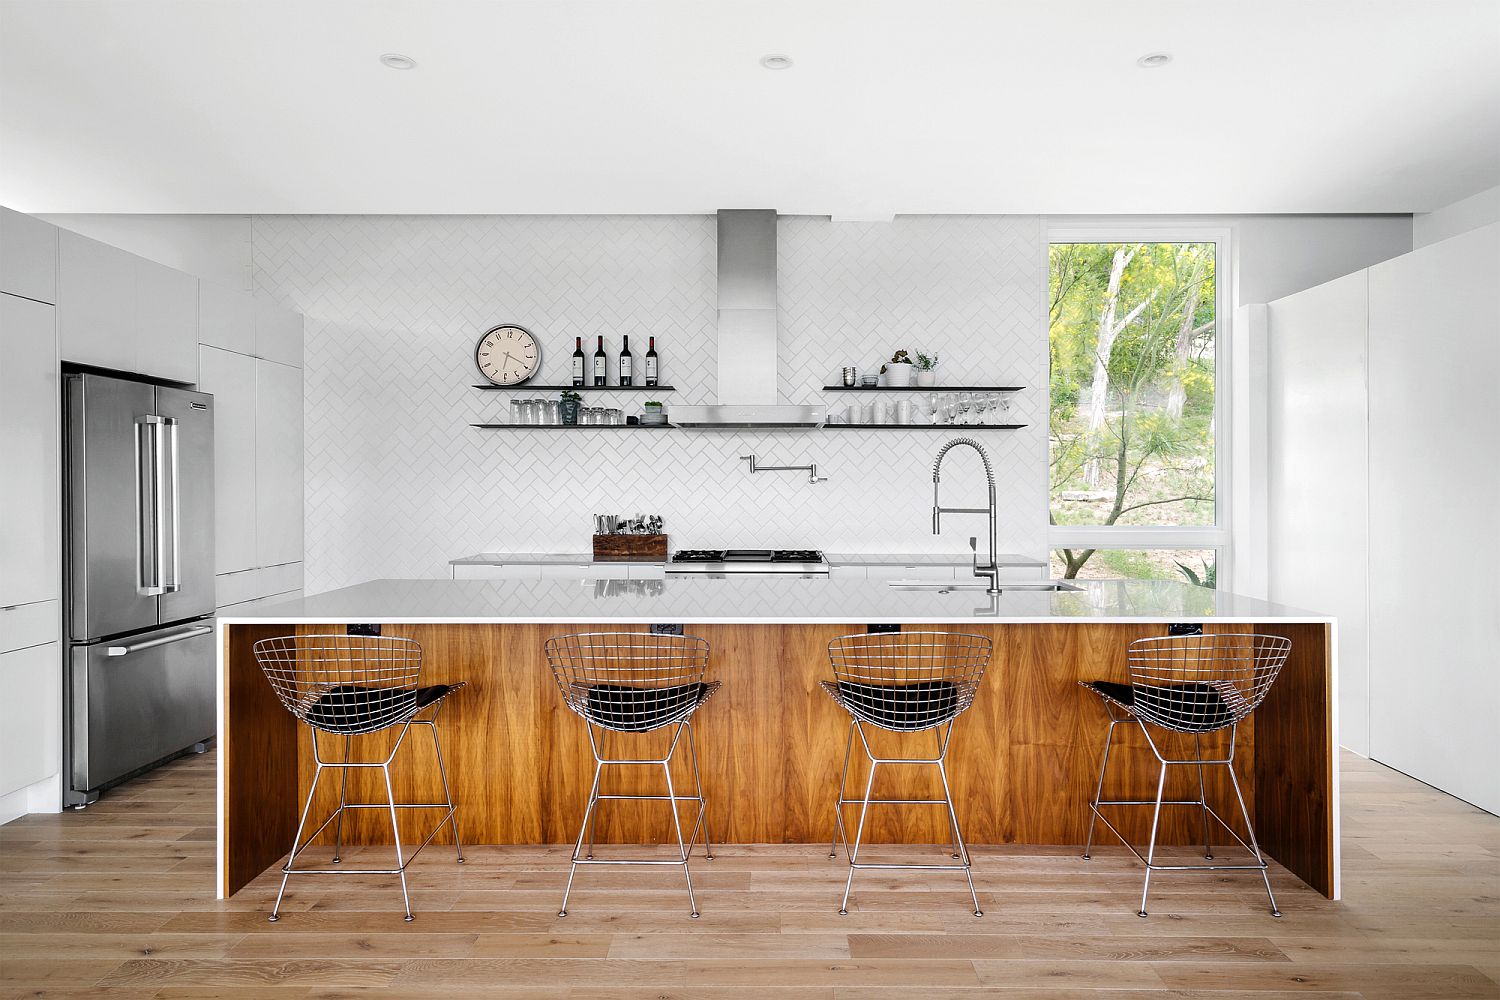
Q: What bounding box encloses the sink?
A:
[886,580,1084,594]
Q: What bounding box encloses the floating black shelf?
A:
[822,384,1025,392]
[470,422,674,430]
[826,423,1028,430]
[471,384,676,392]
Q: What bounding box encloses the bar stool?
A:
[545,631,720,918]
[252,634,466,922]
[821,630,991,917]
[1080,632,1291,917]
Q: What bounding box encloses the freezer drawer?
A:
[69,622,215,794]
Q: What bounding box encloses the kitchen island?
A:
[218,577,1337,901]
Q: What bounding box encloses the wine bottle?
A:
[645,336,659,386]
[619,335,633,386]
[593,336,607,386]
[571,337,585,387]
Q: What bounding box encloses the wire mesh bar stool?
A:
[252,634,466,922]
[821,631,991,917]
[1080,632,1291,917]
[545,631,720,918]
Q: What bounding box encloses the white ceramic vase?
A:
[884,363,915,387]
[915,368,937,387]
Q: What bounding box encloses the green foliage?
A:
[1049,242,1218,578]
[1175,555,1217,589]
[560,390,582,402]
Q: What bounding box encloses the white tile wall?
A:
[251,215,1047,593]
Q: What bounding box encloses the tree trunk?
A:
[1082,246,1133,488]
[1165,256,1210,421]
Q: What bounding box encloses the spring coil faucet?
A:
[932,437,1001,593]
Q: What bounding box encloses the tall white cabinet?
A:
[1267,223,1500,814]
[0,209,61,810]
[196,280,305,613]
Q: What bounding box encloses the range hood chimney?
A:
[671,210,825,429]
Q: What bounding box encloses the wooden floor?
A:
[1,751,1496,999]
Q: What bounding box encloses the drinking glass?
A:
[509,399,524,425]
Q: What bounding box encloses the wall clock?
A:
[474,324,541,385]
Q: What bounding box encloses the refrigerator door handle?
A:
[105,624,214,657]
[135,415,165,596]
[160,416,181,594]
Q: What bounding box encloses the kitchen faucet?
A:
[932,437,1000,594]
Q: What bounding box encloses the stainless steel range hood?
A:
[671,209,825,430]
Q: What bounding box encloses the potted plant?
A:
[880,349,915,387]
[642,400,665,424]
[914,350,940,387]
[559,390,582,426]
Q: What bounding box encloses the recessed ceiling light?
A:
[1136,52,1172,68]
[759,54,793,70]
[380,53,417,70]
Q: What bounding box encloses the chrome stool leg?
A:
[839,756,880,916]
[1194,734,1213,861]
[559,758,604,918]
[331,735,350,864]
[426,716,465,864]
[937,754,981,917]
[661,751,700,918]
[686,721,714,862]
[1083,719,1118,861]
[1138,752,1168,917]
[270,749,326,922]
[380,761,413,922]
[1227,758,1281,918]
[829,721,855,860]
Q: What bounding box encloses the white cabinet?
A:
[0,640,60,797]
[0,293,59,610]
[827,565,866,580]
[0,208,57,303]
[136,258,198,383]
[198,346,258,574]
[255,360,304,567]
[57,229,198,382]
[863,564,957,582]
[57,229,136,373]
[453,564,542,581]
[1366,224,1499,815]
[254,298,303,367]
[198,280,255,354]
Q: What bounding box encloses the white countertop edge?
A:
[218,614,1333,626]
[448,551,1049,568]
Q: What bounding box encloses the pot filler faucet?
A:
[932,437,1000,594]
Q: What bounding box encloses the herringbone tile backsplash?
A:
[251,214,1047,593]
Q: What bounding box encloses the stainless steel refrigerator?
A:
[63,372,216,807]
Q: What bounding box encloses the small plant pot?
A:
[916,369,937,387]
[560,399,581,425]
[884,363,915,387]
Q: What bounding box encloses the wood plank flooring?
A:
[2,750,1496,999]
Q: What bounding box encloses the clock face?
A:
[475,324,541,385]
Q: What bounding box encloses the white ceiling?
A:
[2,0,1497,216]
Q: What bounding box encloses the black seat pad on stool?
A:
[1083,679,1236,732]
[305,683,456,734]
[582,682,710,732]
[837,679,959,731]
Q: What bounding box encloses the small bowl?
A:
[860,375,879,387]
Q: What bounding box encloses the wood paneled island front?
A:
[218,577,1338,902]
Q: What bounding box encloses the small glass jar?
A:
[509,398,524,425]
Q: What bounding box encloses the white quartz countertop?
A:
[222,577,1329,625]
[449,551,1046,567]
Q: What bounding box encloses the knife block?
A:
[592,533,669,562]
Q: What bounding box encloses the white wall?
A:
[38,214,251,291]
[249,214,1049,593]
[1413,185,1500,249]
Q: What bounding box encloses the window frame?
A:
[1044,226,1233,585]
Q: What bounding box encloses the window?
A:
[1048,231,1228,585]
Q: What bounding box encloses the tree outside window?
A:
[1049,242,1217,582]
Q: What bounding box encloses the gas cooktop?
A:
[669,549,828,574]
